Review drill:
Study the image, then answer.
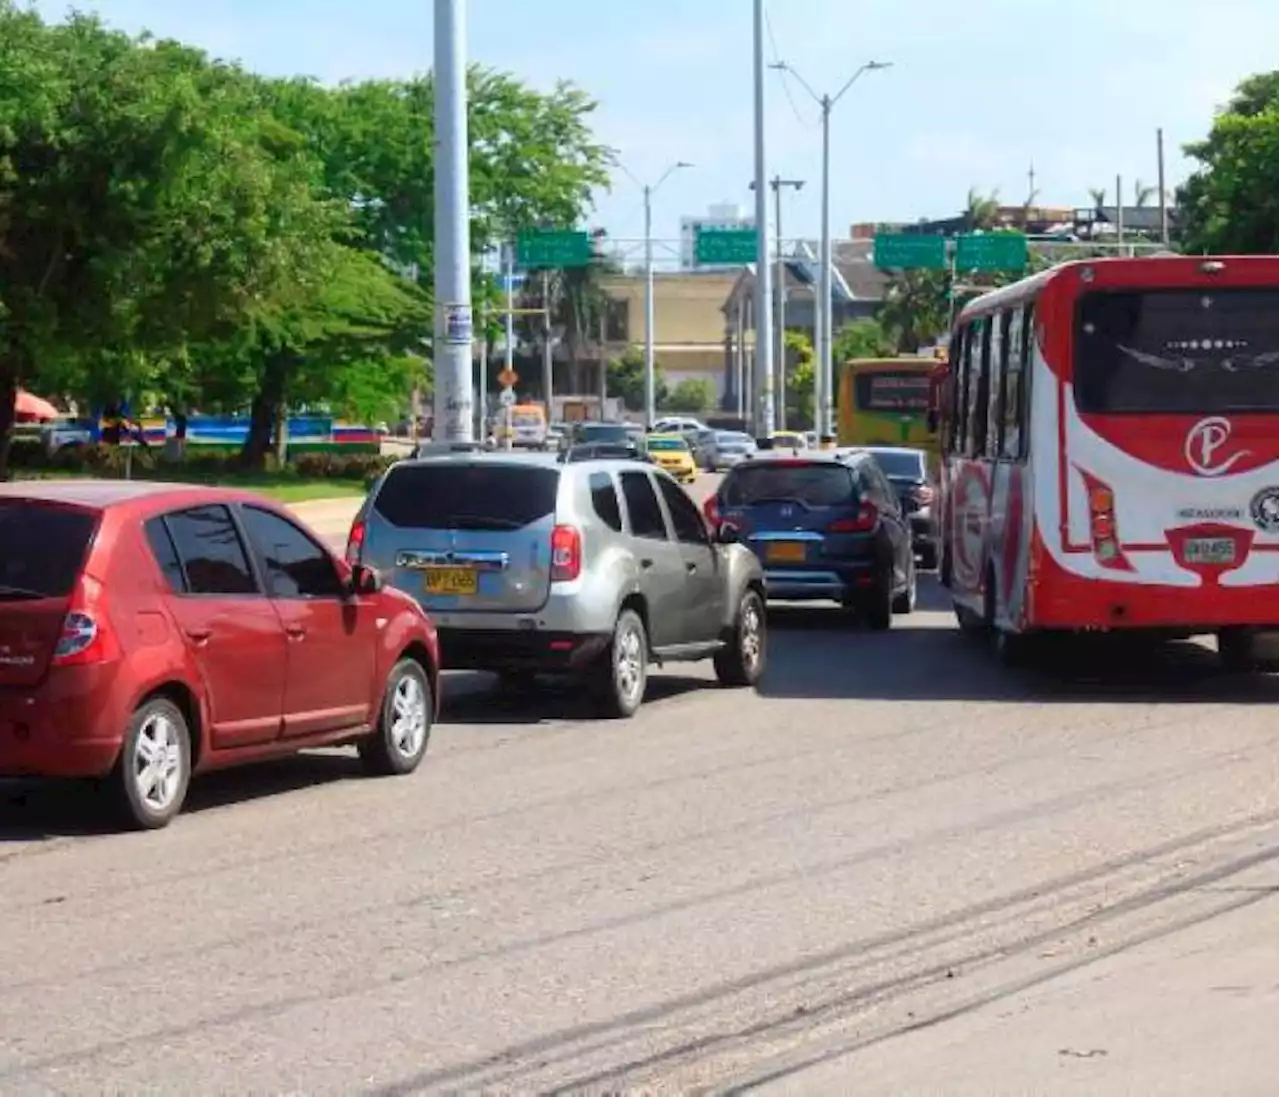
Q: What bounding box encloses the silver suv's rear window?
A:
[373,463,560,530]
[0,501,97,599]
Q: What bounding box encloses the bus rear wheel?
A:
[1218,629,1279,674]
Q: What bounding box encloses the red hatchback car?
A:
[0,481,440,829]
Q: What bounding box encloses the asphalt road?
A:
[1,473,1276,1095]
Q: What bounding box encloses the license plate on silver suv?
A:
[1184,537,1237,565]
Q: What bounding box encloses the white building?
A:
[679,202,755,270]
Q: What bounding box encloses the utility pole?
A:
[1156,128,1170,247]
[431,0,473,442]
[1116,174,1125,254]
[541,268,554,419]
[639,161,691,428]
[751,175,804,430]
[771,58,890,438]
[751,0,774,437]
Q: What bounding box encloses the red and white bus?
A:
[932,254,1278,670]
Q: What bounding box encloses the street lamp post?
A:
[771,59,891,438]
[639,161,692,429]
[750,175,804,430]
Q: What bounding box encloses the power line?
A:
[764,5,819,129]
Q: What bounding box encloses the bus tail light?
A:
[1079,469,1133,571]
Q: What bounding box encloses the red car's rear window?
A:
[0,501,98,600]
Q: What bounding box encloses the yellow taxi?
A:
[645,433,697,483]
[771,430,808,451]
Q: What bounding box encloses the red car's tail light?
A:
[51,574,120,667]
[703,494,721,530]
[345,518,366,565]
[828,502,878,533]
[550,524,582,582]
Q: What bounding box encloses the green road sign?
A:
[955,232,1028,271]
[516,230,592,267]
[873,234,947,270]
[695,228,758,265]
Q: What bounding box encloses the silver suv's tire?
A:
[592,609,648,718]
[714,589,767,687]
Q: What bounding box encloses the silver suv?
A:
[348,453,767,717]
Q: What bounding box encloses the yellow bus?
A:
[836,356,940,458]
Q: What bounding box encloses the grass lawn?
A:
[12,468,369,504]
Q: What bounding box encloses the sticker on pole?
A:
[497,368,519,387]
[443,303,473,345]
[498,388,517,407]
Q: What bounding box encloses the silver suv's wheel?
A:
[593,609,648,718]
[118,697,191,830]
[715,588,767,687]
[360,659,433,776]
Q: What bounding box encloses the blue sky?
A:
[34,0,1280,253]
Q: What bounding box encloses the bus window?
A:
[966,318,992,458]
[1002,305,1027,459]
[946,326,970,455]
[986,311,1008,459]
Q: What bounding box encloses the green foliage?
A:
[1177,71,1279,255]
[876,270,952,352]
[663,377,713,413]
[832,319,896,363]
[0,1,612,477]
[608,346,664,411]
[7,438,394,481]
[784,330,815,429]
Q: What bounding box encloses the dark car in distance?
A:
[703,450,917,628]
[0,481,440,829]
[844,446,938,568]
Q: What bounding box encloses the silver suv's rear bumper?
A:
[424,586,618,672]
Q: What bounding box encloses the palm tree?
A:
[1088,187,1108,212]
[1133,180,1157,207]
[965,187,1002,231]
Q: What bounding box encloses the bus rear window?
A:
[1074,289,1278,414]
[854,371,932,413]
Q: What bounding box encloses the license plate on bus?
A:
[1184,537,1237,565]
[423,567,478,595]
[766,541,807,564]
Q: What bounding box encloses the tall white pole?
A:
[752,0,775,437]
[775,179,786,431]
[432,0,473,442]
[643,184,656,428]
[818,96,833,439]
[1156,128,1170,247]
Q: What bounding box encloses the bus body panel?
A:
[838,358,940,458]
[939,255,1278,638]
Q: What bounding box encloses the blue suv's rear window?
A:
[373,463,559,530]
[722,463,856,507]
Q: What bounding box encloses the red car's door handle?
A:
[184,628,212,645]
[285,625,307,640]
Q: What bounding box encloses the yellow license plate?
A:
[423,567,477,595]
[766,541,807,564]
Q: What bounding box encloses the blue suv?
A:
[704,450,916,628]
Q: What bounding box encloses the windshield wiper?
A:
[0,584,49,600]
[447,515,525,530]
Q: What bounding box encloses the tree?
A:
[1177,71,1278,255]
[964,187,1001,231]
[663,377,712,414]
[784,330,815,428]
[832,318,895,363]
[0,7,338,476]
[607,346,664,411]
[876,270,951,353]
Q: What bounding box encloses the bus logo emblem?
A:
[1249,487,1278,534]
[1184,416,1249,477]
